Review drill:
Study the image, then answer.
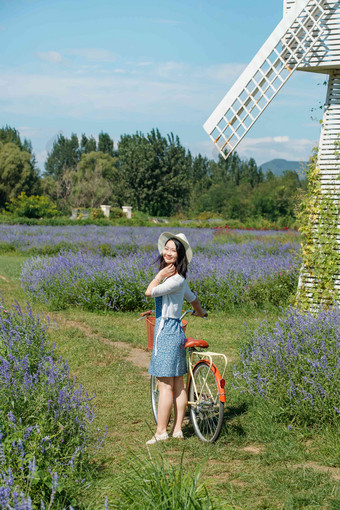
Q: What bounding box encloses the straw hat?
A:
[158,232,193,264]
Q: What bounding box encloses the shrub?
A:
[90,208,105,220]
[110,207,125,218]
[245,269,299,308]
[234,306,340,424]
[6,192,59,218]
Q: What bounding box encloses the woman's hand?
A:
[158,264,176,280]
[145,264,176,297]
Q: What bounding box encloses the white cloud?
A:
[236,136,317,164]
[67,48,117,63]
[18,126,42,138]
[273,136,289,143]
[0,55,323,167]
[0,58,246,121]
[206,63,246,84]
[36,51,62,63]
[187,135,317,164]
[186,139,221,160]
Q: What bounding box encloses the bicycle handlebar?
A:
[181,310,208,320]
[137,309,207,321]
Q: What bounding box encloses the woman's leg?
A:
[156,376,174,435]
[171,375,187,434]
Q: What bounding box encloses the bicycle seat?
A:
[184,338,209,349]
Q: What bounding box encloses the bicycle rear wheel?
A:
[150,375,159,425]
[189,362,224,442]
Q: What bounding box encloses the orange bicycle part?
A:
[187,359,226,403]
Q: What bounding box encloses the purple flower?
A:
[234,306,340,423]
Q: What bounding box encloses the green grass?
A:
[1,255,339,509]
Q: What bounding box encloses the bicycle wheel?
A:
[150,375,159,425]
[189,362,224,442]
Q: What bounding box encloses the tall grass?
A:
[113,448,223,510]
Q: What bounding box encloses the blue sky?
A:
[0,0,328,171]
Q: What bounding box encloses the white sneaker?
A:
[146,432,169,445]
[172,430,184,439]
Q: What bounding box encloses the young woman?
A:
[145,232,207,445]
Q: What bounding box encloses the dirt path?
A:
[51,315,151,371]
[292,462,340,481]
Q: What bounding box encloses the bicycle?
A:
[139,309,228,443]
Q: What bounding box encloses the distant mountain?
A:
[260,159,308,178]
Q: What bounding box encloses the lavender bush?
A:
[21,239,300,311]
[0,300,102,508]
[21,250,155,311]
[234,307,340,424]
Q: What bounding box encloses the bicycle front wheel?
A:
[189,362,224,442]
[150,375,159,425]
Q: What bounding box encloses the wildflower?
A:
[7,411,16,424]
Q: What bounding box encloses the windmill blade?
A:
[204,0,327,159]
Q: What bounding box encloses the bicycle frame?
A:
[186,349,227,404]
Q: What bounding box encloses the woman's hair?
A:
[157,238,188,278]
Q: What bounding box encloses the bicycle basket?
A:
[146,317,188,350]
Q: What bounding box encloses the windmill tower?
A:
[204,0,340,306]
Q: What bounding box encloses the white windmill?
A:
[204,0,340,304]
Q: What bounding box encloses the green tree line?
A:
[0,125,306,223]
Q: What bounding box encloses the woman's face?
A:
[163,240,178,265]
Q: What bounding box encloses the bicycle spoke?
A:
[189,362,224,442]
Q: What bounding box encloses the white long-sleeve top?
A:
[151,274,196,318]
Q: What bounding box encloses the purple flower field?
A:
[234,306,340,424]
[21,235,300,311]
[0,224,299,254]
[0,225,215,254]
[0,300,102,508]
[3,224,302,310]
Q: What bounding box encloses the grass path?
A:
[1,254,339,509]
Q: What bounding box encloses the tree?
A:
[210,152,241,185]
[253,170,303,221]
[69,151,118,208]
[117,131,154,211]
[117,129,191,216]
[240,157,263,188]
[80,134,97,154]
[98,132,114,156]
[0,125,28,150]
[159,132,191,216]
[0,142,40,207]
[0,125,37,169]
[189,155,213,210]
[44,134,80,179]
